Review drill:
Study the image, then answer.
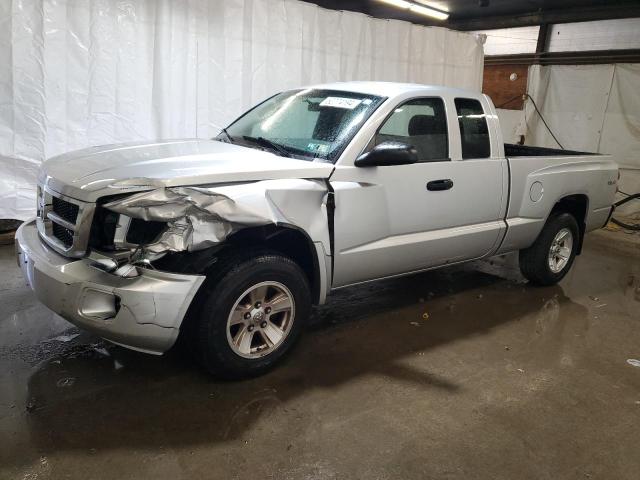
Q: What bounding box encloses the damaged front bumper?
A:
[15,219,205,354]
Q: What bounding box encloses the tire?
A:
[519,212,580,286]
[188,249,311,379]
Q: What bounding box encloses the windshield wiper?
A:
[242,136,291,158]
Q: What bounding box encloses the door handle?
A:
[426,179,454,191]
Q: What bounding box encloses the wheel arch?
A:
[155,224,326,305]
[549,194,588,254]
[225,224,324,304]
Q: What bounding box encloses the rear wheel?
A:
[519,213,579,286]
[189,250,311,378]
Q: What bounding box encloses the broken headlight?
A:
[124,217,167,245]
[89,206,167,252]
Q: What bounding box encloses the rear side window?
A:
[375,97,449,162]
[455,98,490,159]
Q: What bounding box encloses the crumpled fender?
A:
[104,178,331,254]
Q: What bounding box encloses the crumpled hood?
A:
[40,139,334,202]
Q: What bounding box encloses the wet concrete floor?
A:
[1,231,639,479]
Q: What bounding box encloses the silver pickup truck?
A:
[16,82,618,378]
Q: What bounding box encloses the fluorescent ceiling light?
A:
[379,0,412,8]
[409,4,449,20]
[378,0,449,21]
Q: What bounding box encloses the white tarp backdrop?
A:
[0,0,484,220]
[521,64,640,202]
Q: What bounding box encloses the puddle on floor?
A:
[1,240,639,479]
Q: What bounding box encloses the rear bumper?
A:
[16,219,205,354]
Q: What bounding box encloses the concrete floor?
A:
[1,231,639,480]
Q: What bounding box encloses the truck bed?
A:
[504,143,598,158]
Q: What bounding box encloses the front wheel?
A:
[519,212,580,286]
[190,251,311,379]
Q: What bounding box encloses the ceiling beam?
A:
[448,4,640,31]
[535,24,550,54]
[484,49,640,66]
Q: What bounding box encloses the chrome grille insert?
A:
[36,185,95,258]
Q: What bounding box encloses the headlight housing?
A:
[89,205,167,252]
[124,218,167,245]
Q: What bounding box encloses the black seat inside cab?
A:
[408,115,443,136]
[407,114,448,161]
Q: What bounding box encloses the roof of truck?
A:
[305,81,479,98]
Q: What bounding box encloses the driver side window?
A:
[375,97,449,162]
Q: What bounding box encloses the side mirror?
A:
[354,141,418,167]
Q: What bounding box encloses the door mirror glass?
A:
[354,141,418,167]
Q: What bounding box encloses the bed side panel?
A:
[497,155,617,254]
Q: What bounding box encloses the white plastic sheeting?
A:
[522,64,614,152]
[0,0,484,220]
[521,64,640,208]
[496,108,523,144]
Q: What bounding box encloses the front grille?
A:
[52,196,79,224]
[52,222,74,247]
[37,186,95,258]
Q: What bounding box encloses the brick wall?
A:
[482,64,529,109]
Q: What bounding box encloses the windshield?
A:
[221,89,386,163]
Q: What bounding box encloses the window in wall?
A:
[455,98,490,159]
[472,26,540,55]
[548,18,640,52]
[375,98,449,162]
